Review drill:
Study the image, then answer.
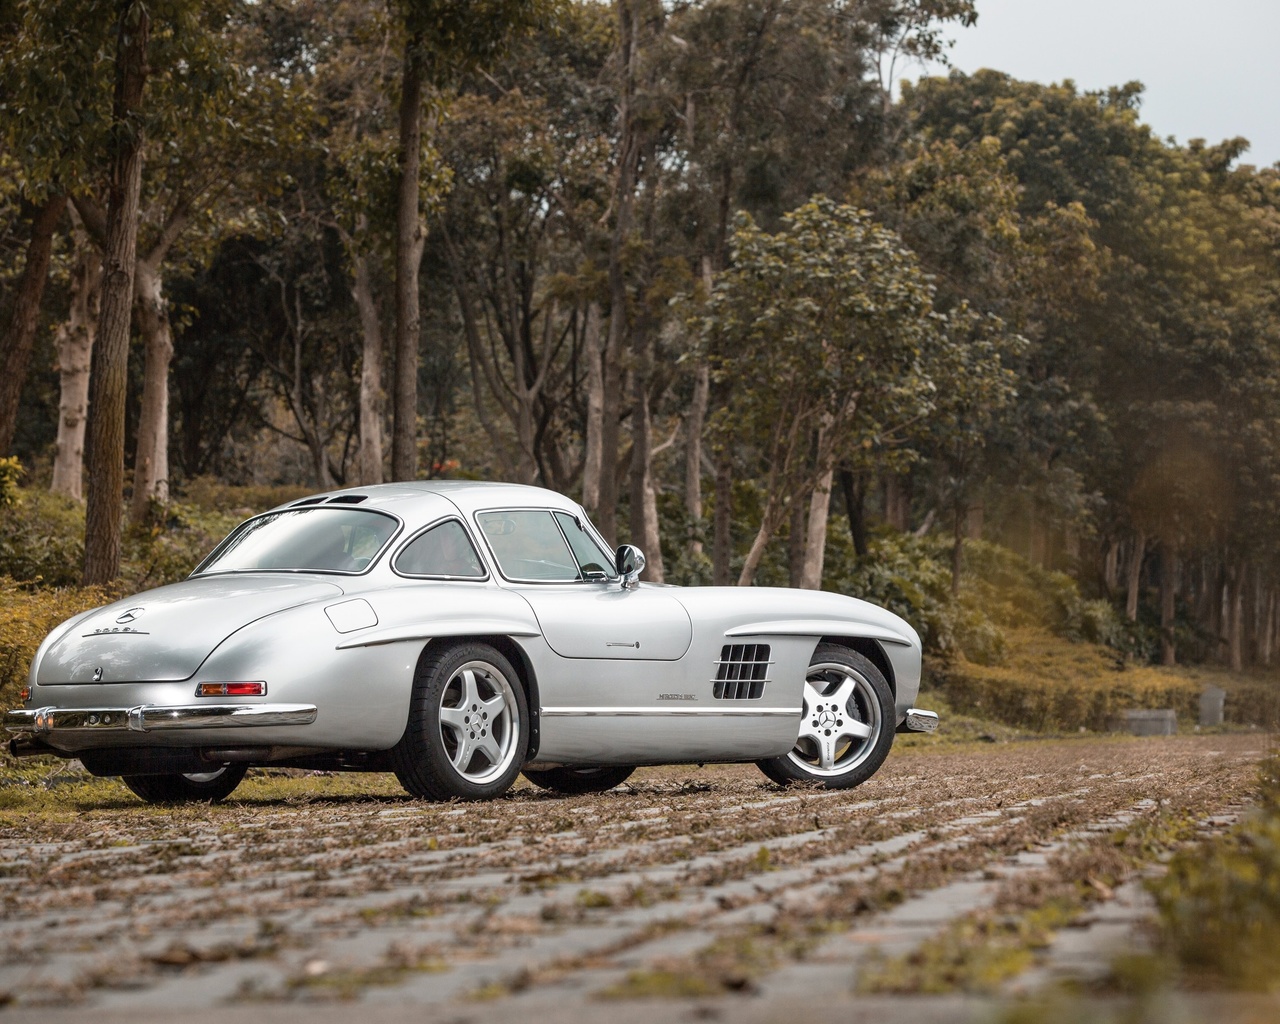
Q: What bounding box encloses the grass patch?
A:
[937,627,1280,733]
[1143,754,1280,991]
[597,933,785,999]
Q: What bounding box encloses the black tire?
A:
[391,642,529,801]
[756,643,895,790]
[121,764,248,804]
[522,765,636,795]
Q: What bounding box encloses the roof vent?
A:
[327,495,368,505]
[290,497,327,507]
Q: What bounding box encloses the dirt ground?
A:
[0,732,1272,1023]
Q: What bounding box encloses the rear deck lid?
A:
[36,575,343,684]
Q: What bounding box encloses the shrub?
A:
[1149,756,1280,989]
[0,486,243,591]
[0,489,86,587]
[0,578,112,707]
[934,627,1205,732]
[0,456,22,509]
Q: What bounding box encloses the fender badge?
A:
[657,693,697,701]
[115,607,145,624]
[92,667,103,682]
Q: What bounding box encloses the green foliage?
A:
[0,578,112,707]
[0,456,22,509]
[0,489,86,587]
[1148,756,1280,990]
[823,531,1102,664]
[936,632,1202,733]
[0,486,241,592]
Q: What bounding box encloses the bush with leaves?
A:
[0,578,113,706]
[1149,756,1280,990]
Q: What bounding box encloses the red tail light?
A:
[196,682,267,697]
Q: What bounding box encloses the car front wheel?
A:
[121,764,248,804]
[756,643,895,789]
[392,642,528,801]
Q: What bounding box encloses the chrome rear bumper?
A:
[900,707,940,733]
[5,703,318,736]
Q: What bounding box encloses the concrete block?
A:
[1199,685,1226,727]
[1114,708,1177,736]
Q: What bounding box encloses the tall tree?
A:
[389,0,551,482]
[0,193,65,454]
[82,0,151,584]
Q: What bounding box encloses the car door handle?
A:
[606,641,641,649]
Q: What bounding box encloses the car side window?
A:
[553,511,617,579]
[395,520,486,578]
[478,510,580,582]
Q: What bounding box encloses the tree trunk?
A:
[628,333,664,581]
[788,499,805,588]
[1124,531,1146,622]
[581,301,604,513]
[884,473,910,531]
[391,37,426,482]
[684,362,709,556]
[839,469,868,559]
[713,452,732,585]
[951,500,965,597]
[51,222,101,500]
[738,516,773,587]
[1262,589,1276,668]
[1159,541,1177,666]
[129,258,173,522]
[800,467,833,590]
[597,327,622,543]
[1229,563,1245,672]
[0,193,66,455]
[1102,539,1120,596]
[83,2,150,586]
[352,250,384,486]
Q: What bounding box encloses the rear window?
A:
[395,520,487,578]
[194,508,399,575]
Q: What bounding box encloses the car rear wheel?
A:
[522,765,635,795]
[121,764,248,804]
[756,643,895,790]
[392,642,528,801]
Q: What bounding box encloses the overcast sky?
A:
[918,0,1280,169]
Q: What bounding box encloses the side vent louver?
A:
[713,643,771,699]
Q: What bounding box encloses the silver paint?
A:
[9,481,930,772]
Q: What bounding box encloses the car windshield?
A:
[195,508,399,575]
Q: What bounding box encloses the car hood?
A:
[35,575,344,685]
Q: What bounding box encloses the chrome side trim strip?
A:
[5,704,318,735]
[540,706,800,718]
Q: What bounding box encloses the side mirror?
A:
[615,544,646,589]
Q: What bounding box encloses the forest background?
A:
[3,0,1280,716]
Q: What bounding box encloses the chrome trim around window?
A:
[473,505,619,586]
[389,515,492,581]
[190,506,403,578]
[5,704,318,735]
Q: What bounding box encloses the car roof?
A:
[267,480,583,526]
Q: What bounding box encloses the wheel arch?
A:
[415,634,540,761]
[819,635,895,698]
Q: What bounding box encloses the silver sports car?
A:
[5,482,937,802]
